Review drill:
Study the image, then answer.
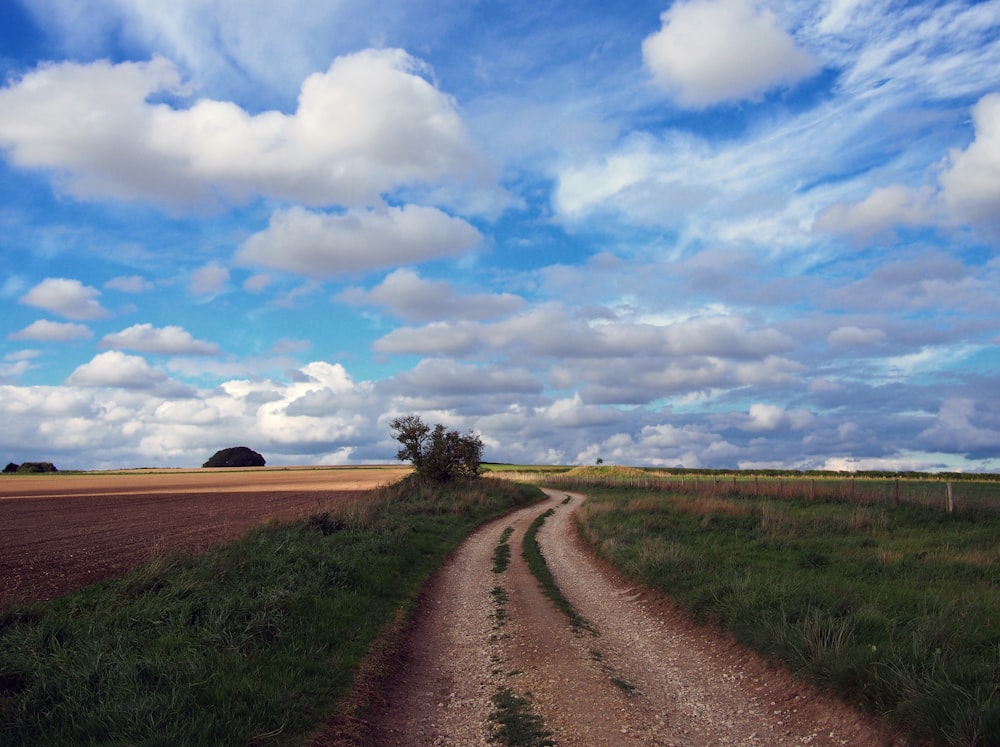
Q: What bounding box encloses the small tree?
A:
[390,415,483,482]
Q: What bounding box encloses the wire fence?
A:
[487,470,1000,514]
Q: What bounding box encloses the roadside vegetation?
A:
[0,475,543,745]
[561,477,1000,746]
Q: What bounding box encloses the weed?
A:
[490,687,555,747]
[522,509,595,634]
[493,526,515,573]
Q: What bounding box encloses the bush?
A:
[202,447,265,468]
[390,415,483,483]
[3,462,19,474]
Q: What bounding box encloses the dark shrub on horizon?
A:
[202,446,266,468]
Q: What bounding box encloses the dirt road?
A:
[360,489,897,746]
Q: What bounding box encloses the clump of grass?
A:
[522,508,594,634]
[490,687,555,747]
[569,485,1000,746]
[0,477,544,746]
[493,526,515,573]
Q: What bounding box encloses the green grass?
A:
[568,486,1000,746]
[0,476,543,745]
[493,526,515,573]
[522,505,594,635]
[490,687,556,747]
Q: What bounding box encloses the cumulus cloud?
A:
[99,323,221,355]
[0,49,486,209]
[237,205,482,276]
[642,0,818,108]
[940,93,1000,227]
[66,350,193,395]
[918,397,1000,457]
[8,319,93,342]
[813,184,933,239]
[19,277,110,320]
[190,262,229,296]
[743,403,814,432]
[337,268,525,322]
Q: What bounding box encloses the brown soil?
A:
[343,488,902,746]
[0,466,409,607]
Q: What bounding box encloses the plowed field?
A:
[0,466,409,607]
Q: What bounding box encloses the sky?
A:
[1,0,999,472]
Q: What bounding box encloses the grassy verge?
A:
[569,485,1000,746]
[0,476,543,745]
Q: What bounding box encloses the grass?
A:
[522,506,594,635]
[493,526,515,573]
[568,484,1000,746]
[490,687,556,747]
[0,475,543,745]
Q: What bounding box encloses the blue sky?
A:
[2,0,999,471]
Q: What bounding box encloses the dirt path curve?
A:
[358,489,897,746]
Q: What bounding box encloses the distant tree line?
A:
[3,462,58,474]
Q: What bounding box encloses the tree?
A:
[202,446,266,468]
[390,415,483,482]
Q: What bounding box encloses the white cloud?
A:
[105,275,154,293]
[816,93,1000,239]
[99,323,221,355]
[827,325,886,346]
[813,184,933,239]
[22,0,342,101]
[642,0,818,108]
[237,205,482,276]
[19,277,110,320]
[393,358,541,396]
[8,319,93,342]
[0,49,486,209]
[940,92,1000,227]
[744,403,814,432]
[190,262,230,297]
[66,350,192,395]
[918,397,1000,454]
[337,268,524,322]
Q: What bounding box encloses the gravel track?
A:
[360,489,899,746]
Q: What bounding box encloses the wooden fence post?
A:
[947,481,954,513]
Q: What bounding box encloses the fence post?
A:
[894,477,900,506]
[947,481,954,513]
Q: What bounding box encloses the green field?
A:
[557,479,1000,746]
[0,476,543,745]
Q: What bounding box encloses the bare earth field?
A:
[0,466,410,607]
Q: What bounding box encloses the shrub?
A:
[390,415,483,483]
[3,462,19,474]
[202,446,266,468]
